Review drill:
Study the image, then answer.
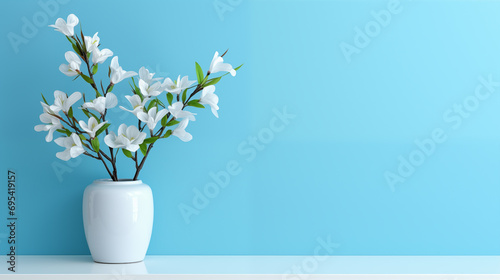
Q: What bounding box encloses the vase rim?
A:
[93,179,143,185]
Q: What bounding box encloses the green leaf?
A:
[107,85,114,93]
[167,93,173,106]
[204,77,221,86]
[72,43,82,56]
[143,137,159,144]
[166,119,180,126]
[57,128,72,137]
[95,123,111,138]
[95,89,102,97]
[92,64,98,75]
[122,149,133,158]
[135,86,142,98]
[147,99,156,111]
[65,36,74,44]
[195,62,204,84]
[68,107,74,119]
[182,89,187,103]
[41,93,49,105]
[163,130,172,138]
[82,109,90,118]
[80,29,86,55]
[131,78,142,97]
[91,137,100,153]
[139,143,147,156]
[80,73,94,84]
[234,64,243,71]
[88,111,100,122]
[187,100,205,108]
[79,134,86,141]
[156,98,165,108]
[161,115,169,127]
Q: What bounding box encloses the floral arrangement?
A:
[35,14,240,181]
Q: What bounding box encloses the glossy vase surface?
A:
[82,179,153,263]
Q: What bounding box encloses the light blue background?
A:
[1,0,500,255]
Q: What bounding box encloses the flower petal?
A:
[137,112,149,123]
[66,14,79,27]
[105,92,118,109]
[56,149,72,161]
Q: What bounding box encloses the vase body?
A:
[82,179,154,263]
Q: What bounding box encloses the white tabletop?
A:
[1,255,499,279]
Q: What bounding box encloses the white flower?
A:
[54,133,85,161]
[34,103,63,142]
[92,47,113,64]
[59,51,81,77]
[79,117,107,138]
[172,119,192,142]
[139,67,162,85]
[84,32,100,53]
[81,92,117,115]
[119,95,149,116]
[161,75,195,95]
[168,102,196,121]
[139,79,162,97]
[49,14,79,36]
[109,56,137,84]
[50,90,82,113]
[137,107,168,131]
[209,51,236,76]
[199,85,219,118]
[104,124,147,152]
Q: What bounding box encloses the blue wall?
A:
[1,0,500,255]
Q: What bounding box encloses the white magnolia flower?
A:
[139,67,162,85]
[139,79,162,97]
[162,75,195,95]
[50,90,82,113]
[104,124,147,152]
[172,119,192,142]
[199,85,219,118]
[109,56,137,84]
[168,102,196,121]
[209,51,236,76]
[84,32,100,53]
[81,92,117,115]
[54,133,85,161]
[34,103,63,142]
[119,95,150,116]
[59,51,81,77]
[92,47,113,64]
[79,117,107,138]
[49,14,79,36]
[137,107,168,131]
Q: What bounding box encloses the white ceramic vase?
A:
[82,179,154,263]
